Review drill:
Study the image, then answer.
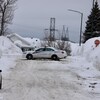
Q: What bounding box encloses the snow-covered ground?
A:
[1,58,100,100]
[0,36,100,100]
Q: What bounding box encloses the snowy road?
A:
[1,57,100,100]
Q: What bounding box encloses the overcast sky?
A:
[9,0,100,42]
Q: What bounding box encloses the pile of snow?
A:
[7,33,31,47]
[82,37,100,61]
[0,36,22,55]
[70,42,83,56]
[14,40,23,47]
[23,37,41,48]
[82,37,100,70]
[7,33,41,48]
[0,36,22,74]
[71,37,100,70]
[71,37,100,59]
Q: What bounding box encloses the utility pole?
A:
[50,18,56,41]
[61,25,69,41]
[45,18,56,41]
[61,25,66,40]
[93,0,95,7]
[68,9,83,46]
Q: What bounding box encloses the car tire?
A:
[26,54,33,60]
[51,55,59,60]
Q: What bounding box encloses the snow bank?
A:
[23,37,41,48]
[0,36,22,55]
[0,36,22,75]
[71,37,100,69]
[82,37,100,62]
[83,37,100,70]
[70,42,83,56]
[71,37,100,60]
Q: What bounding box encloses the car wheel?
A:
[26,54,33,60]
[51,55,59,60]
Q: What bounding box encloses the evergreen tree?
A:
[83,0,100,42]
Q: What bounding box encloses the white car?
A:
[23,47,67,60]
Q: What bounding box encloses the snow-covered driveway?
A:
[1,57,100,100]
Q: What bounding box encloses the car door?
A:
[36,48,48,58]
[43,48,55,58]
[33,48,45,58]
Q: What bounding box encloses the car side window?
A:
[35,48,54,53]
[35,48,44,52]
[45,48,54,51]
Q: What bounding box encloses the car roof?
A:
[35,47,56,50]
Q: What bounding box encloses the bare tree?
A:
[42,29,71,55]
[56,40,71,56]
[0,0,17,36]
[43,29,54,47]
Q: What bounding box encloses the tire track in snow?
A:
[1,59,96,100]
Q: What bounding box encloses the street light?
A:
[68,9,83,46]
[93,0,95,7]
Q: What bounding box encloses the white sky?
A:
[9,0,100,42]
